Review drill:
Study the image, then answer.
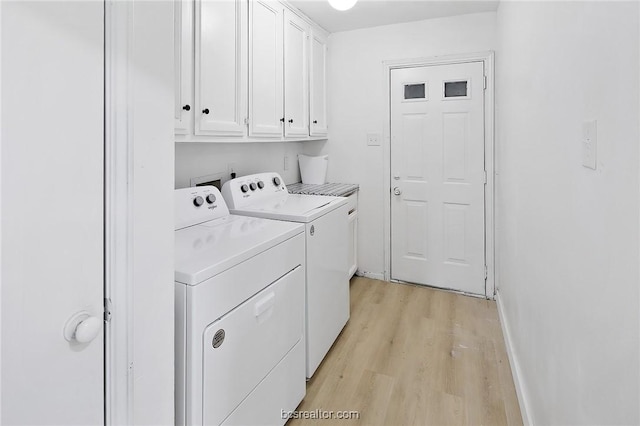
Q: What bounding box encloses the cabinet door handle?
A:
[280,117,285,123]
[202,108,210,114]
[182,104,191,111]
[313,120,318,124]
[288,119,293,124]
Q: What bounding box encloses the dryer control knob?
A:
[273,177,281,186]
[249,183,257,191]
[257,181,265,189]
[193,196,204,207]
[206,194,216,204]
[240,184,249,193]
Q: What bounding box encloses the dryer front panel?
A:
[202,265,304,426]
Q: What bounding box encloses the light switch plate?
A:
[367,133,381,146]
[582,120,597,170]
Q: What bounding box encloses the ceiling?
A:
[288,0,499,33]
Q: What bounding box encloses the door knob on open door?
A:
[393,187,402,196]
[64,311,102,343]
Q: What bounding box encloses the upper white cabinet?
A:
[283,10,309,138]
[309,29,328,137]
[176,0,328,142]
[195,0,247,136]
[174,0,193,134]
[249,0,283,137]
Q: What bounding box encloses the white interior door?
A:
[1,1,104,424]
[390,62,486,295]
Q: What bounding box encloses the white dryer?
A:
[222,173,350,378]
[174,186,306,426]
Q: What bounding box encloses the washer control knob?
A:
[257,181,265,189]
[193,196,204,207]
[206,194,216,204]
[249,183,257,191]
[240,184,249,193]
[273,177,281,186]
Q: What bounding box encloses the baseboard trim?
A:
[495,290,533,426]
[354,270,385,281]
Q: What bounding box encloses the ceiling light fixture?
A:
[328,0,357,11]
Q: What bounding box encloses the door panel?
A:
[195,0,247,136]
[391,62,485,295]
[1,1,104,424]
[249,0,283,137]
[443,112,469,181]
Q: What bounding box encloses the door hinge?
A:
[104,298,112,323]
[484,265,488,280]
[483,75,487,90]
[244,117,249,126]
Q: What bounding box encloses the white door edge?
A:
[0,1,4,420]
[104,1,135,424]
[381,51,496,299]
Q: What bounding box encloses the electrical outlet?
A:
[582,120,597,170]
[367,133,381,146]
[283,155,289,171]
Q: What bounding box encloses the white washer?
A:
[222,172,350,378]
[174,186,306,426]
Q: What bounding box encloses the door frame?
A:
[104,1,135,423]
[382,51,495,298]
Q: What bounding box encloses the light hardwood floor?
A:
[289,277,522,426]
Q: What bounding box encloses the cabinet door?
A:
[283,10,309,138]
[309,29,328,137]
[249,0,283,137]
[195,0,247,136]
[175,0,193,135]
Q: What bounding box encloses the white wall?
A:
[495,2,640,424]
[175,141,324,188]
[310,12,497,277]
[130,2,175,424]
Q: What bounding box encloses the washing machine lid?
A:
[230,193,347,223]
[174,214,303,285]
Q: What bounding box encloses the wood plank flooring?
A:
[288,277,522,426]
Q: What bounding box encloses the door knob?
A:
[182,104,191,111]
[64,311,102,343]
[393,174,400,180]
[202,108,210,114]
[393,187,402,196]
